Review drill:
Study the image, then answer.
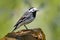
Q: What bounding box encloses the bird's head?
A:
[28,7,38,13]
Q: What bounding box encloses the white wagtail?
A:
[12,7,38,32]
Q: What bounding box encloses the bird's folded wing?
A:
[14,17,27,27]
[14,12,32,27]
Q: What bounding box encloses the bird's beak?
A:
[36,9,39,11]
[36,8,39,11]
[37,9,39,11]
[33,8,39,11]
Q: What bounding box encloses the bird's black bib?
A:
[32,11,36,18]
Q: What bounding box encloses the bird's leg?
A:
[24,25,28,30]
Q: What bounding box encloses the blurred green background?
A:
[0,0,60,40]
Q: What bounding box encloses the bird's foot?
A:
[24,25,29,30]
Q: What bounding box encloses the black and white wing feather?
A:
[14,11,32,27]
[12,11,32,32]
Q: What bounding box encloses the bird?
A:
[12,7,38,32]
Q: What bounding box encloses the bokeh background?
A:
[0,0,60,40]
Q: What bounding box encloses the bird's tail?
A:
[12,21,23,32]
[12,24,22,32]
[12,22,19,32]
[12,26,17,32]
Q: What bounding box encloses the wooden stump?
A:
[0,28,46,40]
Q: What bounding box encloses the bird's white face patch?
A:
[29,8,38,12]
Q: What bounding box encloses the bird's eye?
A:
[29,7,34,10]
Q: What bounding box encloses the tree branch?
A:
[0,28,46,40]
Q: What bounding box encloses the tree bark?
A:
[0,28,46,40]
